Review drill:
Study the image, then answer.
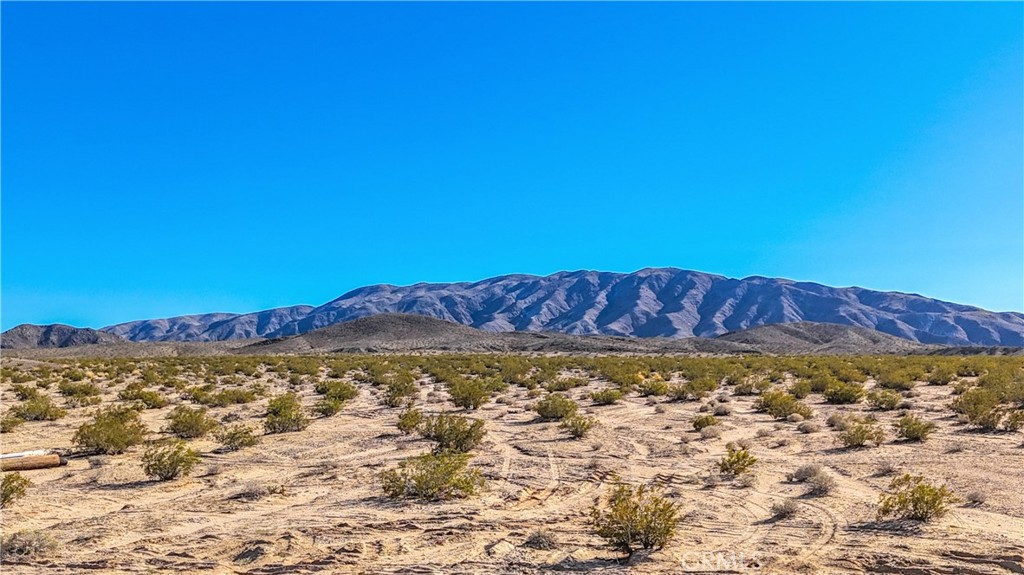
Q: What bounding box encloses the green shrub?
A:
[867,389,903,410]
[141,440,201,480]
[877,370,918,391]
[546,377,587,392]
[560,415,597,439]
[380,452,484,500]
[692,414,720,431]
[215,424,261,452]
[397,407,423,435]
[0,414,25,433]
[754,390,813,420]
[188,386,258,407]
[668,377,719,401]
[58,380,101,399]
[118,384,169,409]
[313,397,346,416]
[384,377,417,407]
[823,382,866,404]
[837,420,885,448]
[591,483,680,556]
[590,388,624,405]
[733,379,771,396]
[165,406,219,438]
[638,379,670,397]
[10,384,40,401]
[10,395,67,421]
[927,366,956,385]
[264,393,309,434]
[894,414,936,442]
[877,474,959,522]
[417,413,486,453]
[718,446,758,475]
[73,406,147,454]
[534,393,578,421]
[314,380,358,402]
[448,378,490,410]
[789,380,812,399]
[1,472,31,508]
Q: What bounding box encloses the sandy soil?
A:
[1,358,1022,574]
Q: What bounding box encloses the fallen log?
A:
[0,454,66,472]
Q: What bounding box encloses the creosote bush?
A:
[118,384,169,409]
[754,390,813,420]
[9,395,67,422]
[380,452,484,500]
[397,406,423,435]
[264,393,309,434]
[838,419,886,448]
[142,440,201,481]
[533,393,578,421]
[73,405,147,454]
[718,446,757,475]
[590,482,680,556]
[1,472,31,508]
[166,406,219,439]
[692,414,719,431]
[590,388,624,405]
[877,474,959,522]
[867,389,903,411]
[417,413,486,453]
[215,424,261,452]
[823,382,866,404]
[771,498,800,519]
[560,415,597,439]
[894,414,936,442]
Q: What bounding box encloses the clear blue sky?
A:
[2,2,1021,330]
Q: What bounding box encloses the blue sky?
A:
[2,2,1021,330]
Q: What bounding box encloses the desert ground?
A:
[1,354,1022,574]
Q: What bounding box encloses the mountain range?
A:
[93,268,1023,346]
[5,268,1023,348]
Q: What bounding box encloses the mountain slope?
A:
[103,305,314,342]
[1,324,124,349]
[716,322,929,355]
[99,268,1024,346]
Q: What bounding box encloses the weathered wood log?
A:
[0,454,65,471]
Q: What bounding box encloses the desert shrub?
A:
[534,393,578,421]
[560,415,597,439]
[1,473,31,508]
[418,413,486,453]
[10,395,67,421]
[591,482,680,556]
[638,379,670,397]
[838,420,885,448]
[692,414,719,431]
[523,529,557,550]
[449,378,491,410]
[314,397,346,416]
[590,388,624,405]
[1005,410,1024,432]
[877,370,918,391]
[546,377,587,392]
[823,382,866,404]
[927,366,956,386]
[231,481,285,501]
[215,424,261,452]
[0,530,57,560]
[58,380,101,399]
[264,393,309,434]
[0,414,25,433]
[877,474,959,522]
[314,379,358,400]
[734,379,771,396]
[380,452,484,500]
[65,369,86,381]
[867,389,903,411]
[10,384,40,401]
[771,498,799,519]
[397,406,423,434]
[700,425,723,440]
[798,420,823,434]
[718,446,757,475]
[754,390,813,420]
[965,490,987,506]
[788,463,823,483]
[118,384,168,409]
[806,471,837,496]
[787,413,805,423]
[73,405,147,454]
[165,406,219,439]
[189,386,259,407]
[141,440,201,481]
[894,414,936,442]
[789,380,812,399]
